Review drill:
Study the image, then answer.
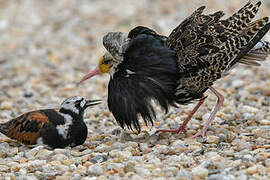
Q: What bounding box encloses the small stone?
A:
[0,165,9,172]
[257,164,266,175]
[152,144,169,155]
[246,166,257,175]
[95,144,110,152]
[70,151,82,157]
[124,162,136,173]
[112,128,122,136]
[206,135,220,144]
[9,162,21,172]
[107,162,125,170]
[208,174,233,180]
[36,149,53,159]
[75,165,87,174]
[62,159,73,166]
[109,149,132,160]
[139,143,150,154]
[0,142,9,158]
[24,92,33,98]
[233,139,251,151]
[192,166,208,178]
[176,169,192,179]
[25,146,44,159]
[171,140,185,148]
[152,168,164,177]
[242,154,254,162]
[260,120,270,125]
[265,159,270,167]
[50,160,61,166]
[25,160,47,169]
[164,167,178,177]
[148,134,159,144]
[8,147,19,157]
[253,129,268,139]
[241,105,259,114]
[51,154,68,161]
[134,165,150,177]
[87,164,104,175]
[0,100,12,110]
[72,174,81,180]
[19,168,28,175]
[55,164,69,172]
[121,132,133,141]
[231,159,242,168]
[14,152,24,160]
[0,142,9,149]
[89,154,108,164]
[232,79,244,88]
[54,149,69,155]
[56,176,71,180]
[222,149,234,157]
[130,174,143,180]
[202,113,211,122]
[69,164,77,171]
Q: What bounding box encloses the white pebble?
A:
[25,146,44,159]
[87,164,104,175]
[232,79,244,88]
[24,160,47,169]
[134,165,150,177]
[19,168,28,175]
[260,120,270,125]
[35,149,53,159]
[51,154,68,161]
[109,149,132,159]
[192,166,208,178]
[0,165,9,172]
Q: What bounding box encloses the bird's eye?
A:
[66,102,70,104]
[103,59,111,65]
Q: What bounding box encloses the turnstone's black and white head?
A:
[59,96,100,115]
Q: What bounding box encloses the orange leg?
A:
[157,94,207,134]
[191,87,224,138]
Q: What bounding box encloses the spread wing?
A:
[166,1,270,79]
[108,34,178,131]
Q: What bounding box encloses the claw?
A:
[190,130,206,138]
[157,125,187,134]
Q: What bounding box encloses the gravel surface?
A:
[0,0,270,179]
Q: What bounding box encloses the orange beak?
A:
[78,67,101,84]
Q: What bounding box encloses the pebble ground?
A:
[0,0,269,179]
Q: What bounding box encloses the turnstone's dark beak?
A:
[85,100,102,108]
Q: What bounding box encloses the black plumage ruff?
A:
[108,34,179,131]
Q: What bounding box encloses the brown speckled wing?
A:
[5,111,50,145]
[166,1,269,96]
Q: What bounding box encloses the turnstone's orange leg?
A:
[158,94,207,134]
[191,87,224,138]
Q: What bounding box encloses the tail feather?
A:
[0,122,10,135]
[239,40,270,66]
[251,41,270,53]
[223,1,262,33]
[228,16,270,68]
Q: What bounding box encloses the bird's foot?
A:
[190,130,206,138]
[157,125,187,134]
